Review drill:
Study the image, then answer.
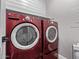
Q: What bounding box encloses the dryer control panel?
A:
[8,12,32,22]
[8,12,20,20]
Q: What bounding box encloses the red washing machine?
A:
[43,19,59,59]
[6,9,42,59]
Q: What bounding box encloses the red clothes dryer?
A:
[6,9,42,59]
[43,19,59,59]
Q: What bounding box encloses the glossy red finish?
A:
[43,19,59,59]
[6,10,42,59]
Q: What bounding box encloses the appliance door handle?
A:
[2,36,8,43]
[44,48,57,55]
[8,17,19,20]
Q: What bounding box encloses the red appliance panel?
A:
[43,19,58,59]
[6,10,42,59]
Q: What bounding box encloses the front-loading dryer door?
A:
[11,23,39,50]
[46,26,57,43]
[6,22,42,59]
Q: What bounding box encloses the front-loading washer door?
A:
[46,26,57,43]
[11,23,39,50]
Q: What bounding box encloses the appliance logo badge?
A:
[24,16,31,21]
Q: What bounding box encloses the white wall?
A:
[46,0,79,59]
[6,0,46,17]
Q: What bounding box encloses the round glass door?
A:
[46,26,57,43]
[11,23,39,50]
